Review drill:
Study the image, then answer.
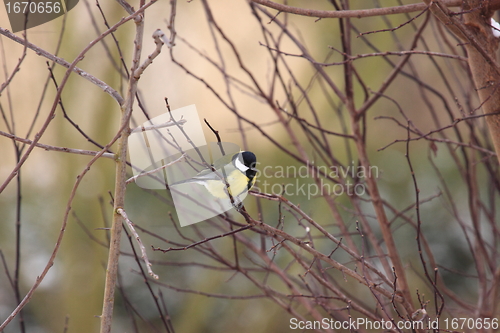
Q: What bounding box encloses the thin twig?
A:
[126,153,186,184]
[117,208,159,279]
[0,27,123,105]
[0,130,116,159]
[134,29,169,79]
[152,225,253,253]
[130,118,186,133]
[250,0,461,19]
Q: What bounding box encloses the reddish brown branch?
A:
[250,0,461,19]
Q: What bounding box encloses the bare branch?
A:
[0,28,123,105]
[117,208,159,279]
[250,0,461,19]
[0,130,116,159]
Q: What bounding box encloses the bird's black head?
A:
[241,151,256,169]
[235,151,257,182]
[243,151,257,183]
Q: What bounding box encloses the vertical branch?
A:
[0,3,159,327]
[351,117,414,314]
[343,0,416,316]
[13,146,25,333]
[424,0,500,163]
[406,122,445,316]
[462,1,500,164]
[99,8,146,333]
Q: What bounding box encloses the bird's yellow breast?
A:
[204,170,253,199]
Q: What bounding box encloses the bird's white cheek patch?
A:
[234,156,249,172]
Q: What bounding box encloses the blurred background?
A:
[1,0,499,332]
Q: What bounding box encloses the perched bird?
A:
[170,151,257,201]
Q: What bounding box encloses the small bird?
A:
[170,151,257,201]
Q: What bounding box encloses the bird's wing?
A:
[170,153,237,186]
[170,167,230,186]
